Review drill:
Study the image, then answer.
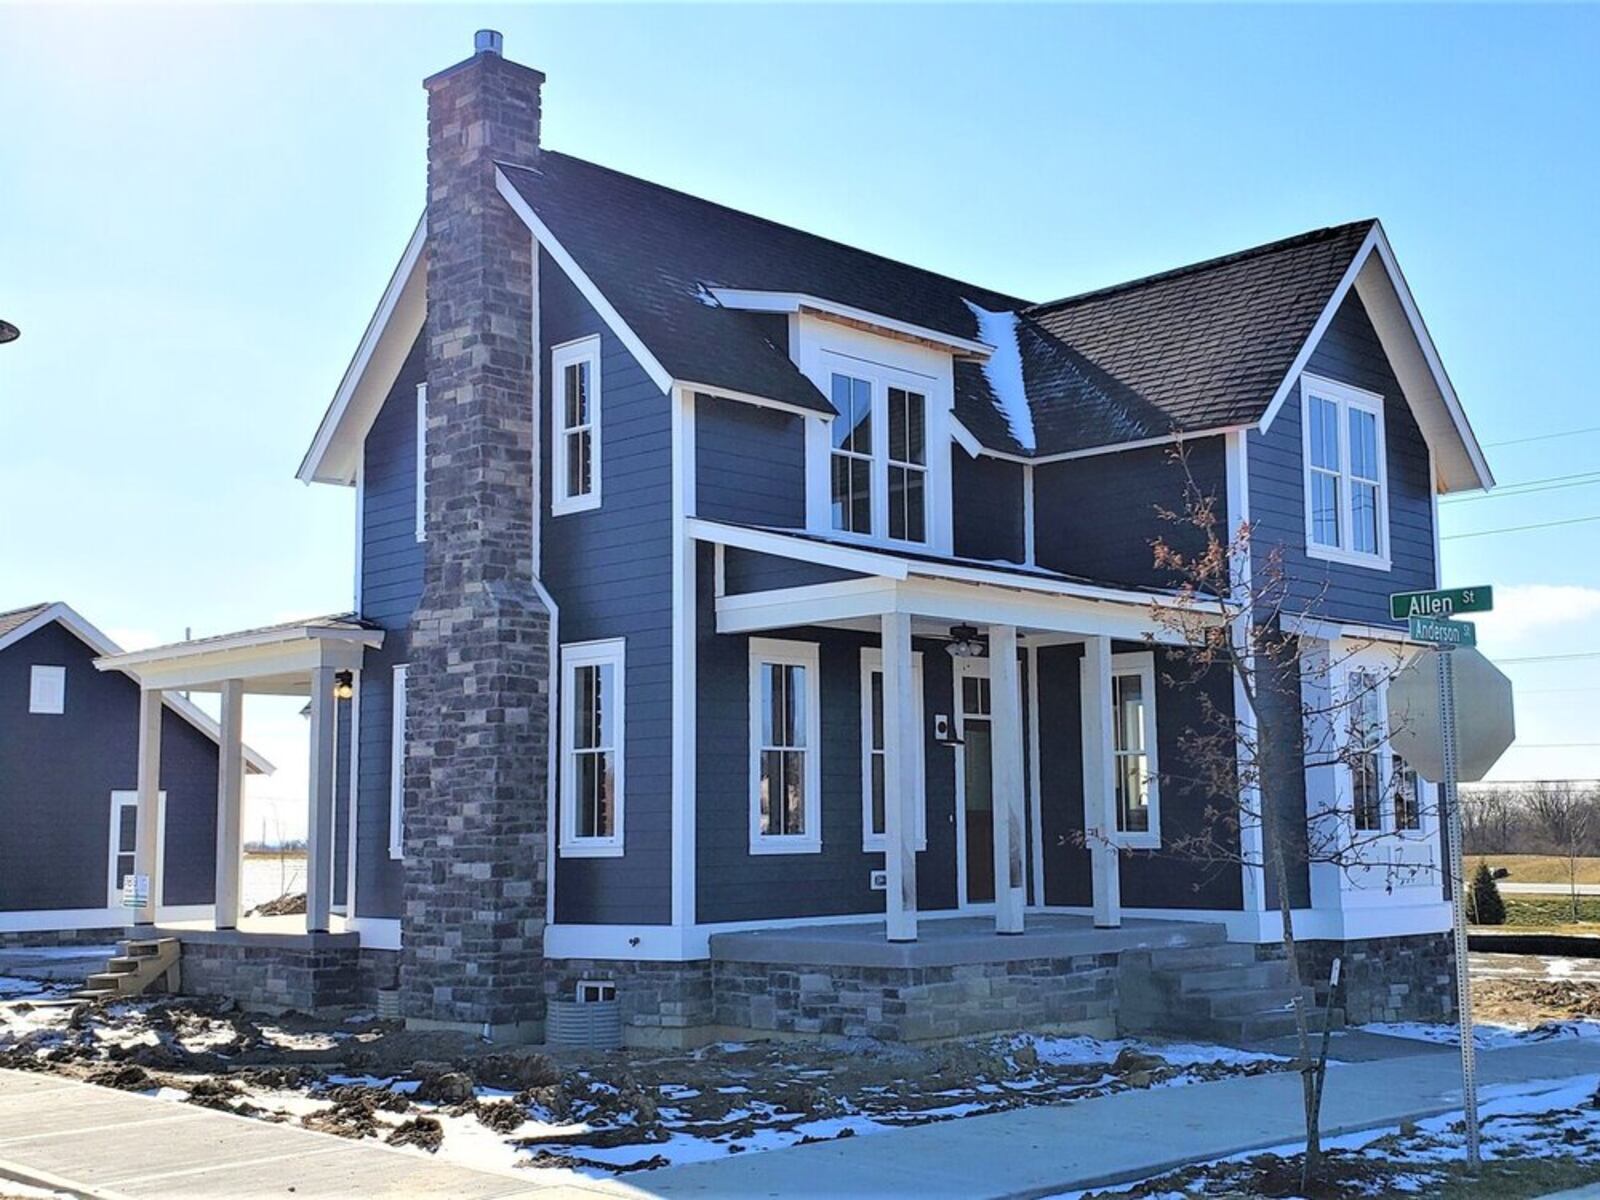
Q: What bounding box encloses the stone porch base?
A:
[161,927,399,1014]
[1271,931,1457,1025]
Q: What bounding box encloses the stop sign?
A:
[1386,647,1516,783]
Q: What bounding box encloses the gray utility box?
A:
[546,998,623,1050]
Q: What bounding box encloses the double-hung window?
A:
[560,639,625,855]
[1302,374,1388,567]
[827,367,930,546]
[1110,652,1160,848]
[860,648,926,852]
[1348,669,1426,836]
[552,336,601,514]
[388,664,407,860]
[749,639,821,854]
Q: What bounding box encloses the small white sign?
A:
[121,873,149,909]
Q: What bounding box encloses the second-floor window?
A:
[1303,374,1388,567]
[553,336,601,514]
[829,370,928,545]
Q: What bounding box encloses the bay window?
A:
[1302,374,1388,567]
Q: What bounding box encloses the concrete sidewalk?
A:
[639,1038,1600,1198]
[4,1039,1599,1200]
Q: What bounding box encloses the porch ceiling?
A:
[92,615,383,695]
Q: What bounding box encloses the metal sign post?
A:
[1436,645,1480,1170]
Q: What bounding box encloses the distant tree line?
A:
[242,838,308,854]
[1461,781,1599,858]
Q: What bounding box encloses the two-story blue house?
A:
[98,32,1493,1042]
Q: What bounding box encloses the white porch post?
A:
[1081,635,1122,928]
[989,625,1026,934]
[214,679,245,930]
[133,689,163,927]
[881,611,918,942]
[306,665,336,933]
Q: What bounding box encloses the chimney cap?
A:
[475,29,503,56]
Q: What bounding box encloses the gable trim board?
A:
[0,603,274,775]
[705,289,996,359]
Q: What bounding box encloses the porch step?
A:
[73,938,181,1001]
[1118,943,1344,1046]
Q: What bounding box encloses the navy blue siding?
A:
[722,548,864,596]
[541,249,674,926]
[0,622,219,913]
[1034,437,1226,589]
[695,395,806,528]
[1248,291,1437,625]
[350,332,427,920]
[952,450,1025,563]
[695,548,959,922]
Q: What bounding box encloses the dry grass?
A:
[1474,854,1600,885]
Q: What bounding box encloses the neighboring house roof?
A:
[0,602,275,775]
[301,149,1492,492]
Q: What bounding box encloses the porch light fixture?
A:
[333,670,354,700]
[945,624,985,659]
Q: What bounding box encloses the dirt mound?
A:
[246,893,307,917]
[386,1115,443,1152]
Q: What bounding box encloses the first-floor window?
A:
[1393,755,1422,832]
[1350,671,1384,833]
[560,639,625,855]
[1110,652,1160,847]
[861,648,927,852]
[388,664,407,860]
[750,639,821,853]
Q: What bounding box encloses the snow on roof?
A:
[963,301,1036,453]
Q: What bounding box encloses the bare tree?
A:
[1143,446,1438,1189]
[1524,782,1594,922]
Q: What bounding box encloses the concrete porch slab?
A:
[708,913,1223,969]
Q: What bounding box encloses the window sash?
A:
[561,642,625,853]
[552,339,601,512]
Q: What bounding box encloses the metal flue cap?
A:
[475,29,503,56]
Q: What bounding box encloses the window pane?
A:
[760,749,806,835]
[1116,756,1150,832]
[869,672,884,751]
[786,665,807,748]
[832,453,871,534]
[1310,471,1340,547]
[1113,675,1145,754]
[870,755,885,836]
[565,362,589,429]
[578,751,614,838]
[567,430,590,497]
[1309,395,1340,470]
[118,805,138,851]
[117,852,135,891]
[1351,481,1380,555]
[1349,408,1379,482]
[889,388,926,466]
[888,465,925,543]
[831,374,871,452]
[760,663,778,746]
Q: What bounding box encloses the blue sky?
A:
[3,4,1598,831]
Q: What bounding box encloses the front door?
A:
[954,659,994,906]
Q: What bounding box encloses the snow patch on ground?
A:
[1364,1018,1600,1049]
[963,300,1035,452]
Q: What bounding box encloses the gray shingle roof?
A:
[501,153,1373,457]
[0,603,50,641]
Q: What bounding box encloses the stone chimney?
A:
[401,31,551,1040]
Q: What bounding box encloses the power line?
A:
[1440,513,1600,541]
[1441,471,1600,505]
[1499,651,1600,665]
[1483,425,1600,449]
[1501,743,1600,750]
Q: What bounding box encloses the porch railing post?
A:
[882,611,918,942]
[989,624,1026,934]
[1081,635,1122,928]
[215,678,245,930]
[133,688,163,927]
[306,664,337,934]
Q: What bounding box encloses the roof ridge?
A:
[0,601,51,621]
[503,151,1035,309]
[1025,219,1376,314]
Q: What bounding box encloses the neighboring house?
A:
[0,602,271,944]
[97,32,1492,1040]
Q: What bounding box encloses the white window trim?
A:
[414,383,427,543]
[1301,373,1390,570]
[807,347,950,554]
[551,335,602,515]
[748,637,822,855]
[1110,651,1161,850]
[1342,668,1436,842]
[29,664,66,714]
[388,664,407,860]
[107,790,165,908]
[859,647,927,853]
[559,638,627,857]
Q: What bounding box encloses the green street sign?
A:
[1390,586,1494,621]
[1409,615,1477,647]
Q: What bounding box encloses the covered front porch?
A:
[94,617,385,943]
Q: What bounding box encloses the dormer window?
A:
[1302,374,1389,568]
[552,336,601,514]
[827,369,928,545]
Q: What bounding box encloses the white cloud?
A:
[1473,584,1600,644]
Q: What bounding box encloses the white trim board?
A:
[705,288,995,358]
[1,603,274,775]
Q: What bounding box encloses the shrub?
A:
[1468,860,1507,925]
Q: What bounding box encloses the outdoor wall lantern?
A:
[944,624,986,659]
[333,670,355,701]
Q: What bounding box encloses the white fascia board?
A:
[686,517,909,579]
[495,168,674,395]
[675,380,831,422]
[971,424,1254,467]
[298,217,428,487]
[7,602,276,775]
[949,414,984,458]
[706,288,995,359]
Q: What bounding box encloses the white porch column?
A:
[133,689,163,927]
[989,625,1026,934]
[214,679,245,930]
[881,611,918,942]
[306,665,337,933]
[1080,635,1122,928]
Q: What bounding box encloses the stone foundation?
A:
[544,959,714,1047]
[174,930,375,1013]
[1261,932,1457,1025]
